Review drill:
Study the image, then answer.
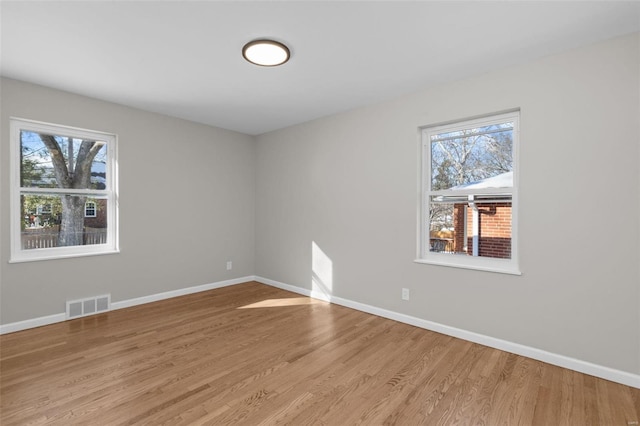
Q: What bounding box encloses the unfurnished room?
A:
[1,1,639,425]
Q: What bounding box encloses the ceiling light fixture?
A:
[242,39,290,67]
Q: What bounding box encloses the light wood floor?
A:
[1,281,639,425]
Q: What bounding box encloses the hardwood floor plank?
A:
[1,281,639,425]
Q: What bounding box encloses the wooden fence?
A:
[22,226,107,249]
[430,230,455,253]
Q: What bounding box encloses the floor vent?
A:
[66,294,111,319]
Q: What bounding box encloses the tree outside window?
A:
[11,119,118,262]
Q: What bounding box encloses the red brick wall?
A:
[453,203,511,259]
[83,199,108,229]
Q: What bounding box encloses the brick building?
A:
[452,202,511,258]
[449,171,512,259]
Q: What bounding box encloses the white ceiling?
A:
[2,1,639,135]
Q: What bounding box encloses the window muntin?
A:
[418,111,519,274]
[10,118,118,262]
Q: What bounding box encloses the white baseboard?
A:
[0,276,254,335]
[256,276,317,298]
[110,276,255,311]
[0,312,66,334]
[255,276,640,389]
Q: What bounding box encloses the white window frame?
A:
[10,118,119,263]
[416,111,520,275]
[84,201,97,218]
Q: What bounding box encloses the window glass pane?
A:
[21,194,108,250]
[429,197,511,259]
[20,130,107,189]
[430,122,513,191]
[428,200,455,253]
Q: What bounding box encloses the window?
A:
[37,203,52,214]
[85,201,97,217]
[417,111,520,275]
[10,118,118,262]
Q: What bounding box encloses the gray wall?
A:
[0,78,256,324]
[255,33,640,374]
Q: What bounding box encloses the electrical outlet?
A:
[226,261,232,270]
[402,288,410,301]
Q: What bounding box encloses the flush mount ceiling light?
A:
[242,39,290,67]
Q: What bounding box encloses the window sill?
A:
[9,248,120,264]
[414,257,522,276]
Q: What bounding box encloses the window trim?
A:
[416,111,521,275]
[9,118,119,263]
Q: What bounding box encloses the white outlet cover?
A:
[402,288,410,300]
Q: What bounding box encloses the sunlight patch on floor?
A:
[237,297,325,309]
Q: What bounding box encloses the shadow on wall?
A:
[312,241,333,301]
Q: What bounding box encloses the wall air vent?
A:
[66,294,111,319]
